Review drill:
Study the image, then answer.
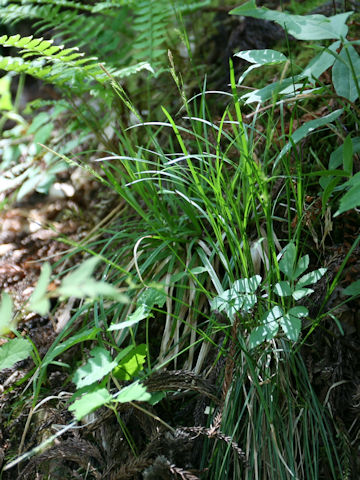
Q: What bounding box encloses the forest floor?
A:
[1,2,360,479]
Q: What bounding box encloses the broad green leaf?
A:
[274,281,292,297]
[115,381,151,403]
[137,286,166,309]
[329,137,360,169]
[321,176,342,212]
[69,388,112,420]
[33,121,53,146]
[241,76,297,104]
[147,391,166,405]
[240,293,258,312]
[276,110,343,165]
[171,272,186,283]
[0,75,13,110]
[279,242,296,280]
[17,170,43,201]
[28,112,51,133]
[237,64,262,85]
[279,83,310,95]
[58,278,128,302]
[279,306,307,341]
[293,255,309,280]
[335,173,360,215]
[44,327,101,368]
[234,49,287,65]
[29,262,51,316]
[57,257,128,302]
[343,280,360,296]
[72,347,117,389]
[0,292,14,335]
[292,287,314,300]
[233,275,262,293]
[297,268,327,287]
[302,41,340,82]
[230,1,350,40]
[189,266,208,275]
[108,304,151,331]
[0,338,33,370]
[249,306,282,348]
[280,313,301,341]
[332,45,360,102]
[211,276,261,320]
[61,256,99,285]
[262,305,284,324]
[288,306,308,318]
[113,344,147,380]
[211,289,257,320]
[249,323,279,348]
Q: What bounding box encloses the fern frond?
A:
[0,0,210,80]
[132,0,171,67]
[0,33,153,96]
[0,34,106,90]
[0,1,133,69]
[175,0,211,14]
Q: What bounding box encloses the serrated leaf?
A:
[274,281,292,296]
[73,347,117,389]
[57,257,128,302]
[28,112,50,133]
[46,327,101,368]
[343,280,360,296]
[0,338,33,370]
[69,388,112,420]
[0,292,14,335]
[28,262,51,316]
[147,391,166,405]
[61,256,99,284]
[115,381,151,403]
[297,268,327,287]
[58,278,128,302]
[113,344,147,381]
